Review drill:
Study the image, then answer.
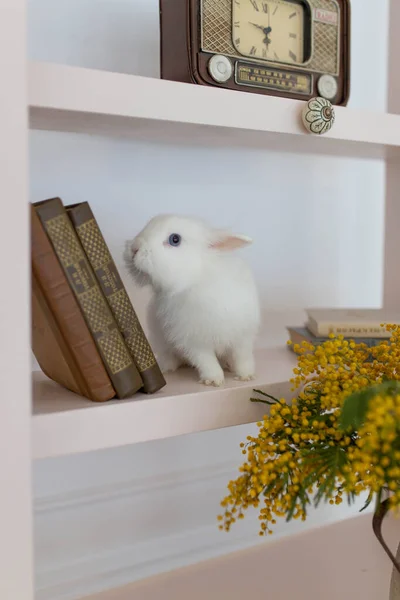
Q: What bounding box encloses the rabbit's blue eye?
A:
[168,233,181,247]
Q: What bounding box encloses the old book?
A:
[66,202,166,394]
[306,308,397,338]
[287,326,387,352]
[33,198,143,398]
[31,206,115,402]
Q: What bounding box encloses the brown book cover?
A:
[31,206,115,402]
[67,202,166,394]
[33,198,143,398]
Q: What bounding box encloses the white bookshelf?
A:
[32,347,295,459]
[0,1,34,599]
[2,0,400,598]
[29,61,400,159]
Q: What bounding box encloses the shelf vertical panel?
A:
[0,0,34,597]
[384,0,400,309]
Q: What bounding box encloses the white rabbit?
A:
[124,214,260,387]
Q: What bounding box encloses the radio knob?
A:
[302,97,335,135]
[208,55,233,83]
[317,74,338,101]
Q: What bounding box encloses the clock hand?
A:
[249,22,272,35]
[249,22,272,50]
[261,25,272,48]
[249,22,264,31]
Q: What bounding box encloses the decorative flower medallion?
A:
[301,97,335,135]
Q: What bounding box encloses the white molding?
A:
[35,521,258,600]
[34,460,237,514]
[34,457,369,600]
[34,459,257,600]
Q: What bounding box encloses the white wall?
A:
[29,1,389,598]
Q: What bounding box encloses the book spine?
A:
[288,328,386,348]
[67,202,166,394]
[312,337,383,347]
[31,205,115,402]
[34,198,143,398]
[315,325,389,338]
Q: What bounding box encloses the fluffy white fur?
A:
[124,214,260,387]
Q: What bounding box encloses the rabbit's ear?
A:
[209,231,253,251]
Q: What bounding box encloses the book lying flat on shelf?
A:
[33,198,143,399]
[31,205,116,402]
[287,327,387,351]
[67,201,165,394]
[306,308,398,338]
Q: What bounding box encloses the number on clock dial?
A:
[232,0,305,64]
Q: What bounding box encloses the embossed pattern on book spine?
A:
[44,213,134,376]
[34,199,143,398]
[75,217,158,374]
[31,205,116,401]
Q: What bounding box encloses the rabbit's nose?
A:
[132,247,138,257]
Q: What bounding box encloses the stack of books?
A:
[31,197,166,402]
[287,308,400,352]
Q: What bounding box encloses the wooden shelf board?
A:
[29,61,400,160]
[32,346,296,459]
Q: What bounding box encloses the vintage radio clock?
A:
[160,0,350,105]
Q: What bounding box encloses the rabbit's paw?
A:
[234,374,255,382]
[200,377,224,387]
[193,352,224,387]
[231,344,255,383]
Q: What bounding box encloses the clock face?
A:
[232,0,308,65]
